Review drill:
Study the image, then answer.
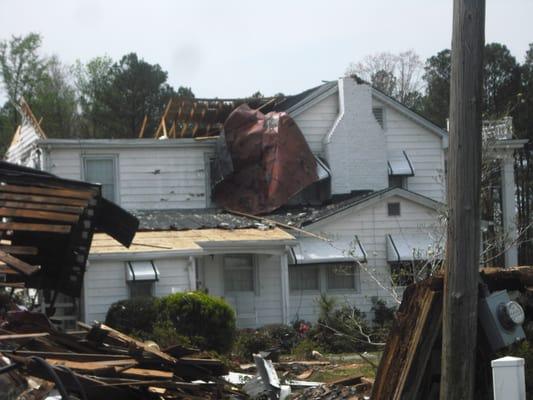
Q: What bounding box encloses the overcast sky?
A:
[0,0,531,98]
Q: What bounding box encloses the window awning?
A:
[289,236,366,264]
[126,260,159,281]
[388,150,414,176]
[315,156,331,181]
[386,233,443,262]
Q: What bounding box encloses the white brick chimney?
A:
[324,77,388,195]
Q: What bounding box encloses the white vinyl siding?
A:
[289,195,441,322]
[374,98,445,202]
[83,257,192,323]
[292,93,339,156]
[47,146,213,210]
[5,122,42,168]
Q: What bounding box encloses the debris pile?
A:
[290,381,371,400]
[0,310,245,399]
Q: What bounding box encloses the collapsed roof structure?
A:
[0,161,138,299]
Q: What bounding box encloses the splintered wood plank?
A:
[371,279,443,400]
[116,367,173,380]
[0,245,37,255]
[0,183,95,200]
[0,250,39,275]
[0,200,84,215]
[0,192,88,207]
[0,222,71,234]
[0,265,21,275]
[0,332,49,340]
[0,207,79,223]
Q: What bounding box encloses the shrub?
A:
[233,329,275,361]
[105,297,158,335]
[312,294,372,353]
[262,324,300,353]
[371,297,396,343]
[150,320,192,349]
[158,291,236,353]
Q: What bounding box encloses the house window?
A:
[224,255,255,293]
[125,260,158,299]
[326,263,359,291]
[83,157,117,202]
[389,261,436,287]
[129,281,154,298]
[289,265,320,291]
[388,202,401,216]
[372,107,385,129]
[388,175,406,189]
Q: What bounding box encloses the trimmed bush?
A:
[233,329,275,361]
[158,291,236,353]
[105,297,158,335]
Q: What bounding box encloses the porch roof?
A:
[89,227,295,256]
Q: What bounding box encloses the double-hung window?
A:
[83,156,118,202]
[326,263,359,291]
[224,255,256,293]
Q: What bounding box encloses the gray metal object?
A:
[479,290,526,351]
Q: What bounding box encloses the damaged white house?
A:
[5,76,525,328]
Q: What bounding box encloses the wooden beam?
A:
[0,245,38,255]
[0,192,88,207]
[138,115,148,138]
[0,200,83,215]
[0,207,79,223]
[0,332,49,340]
[0,184,95,200]
[441,1,485,399]
[0,222,71,234]
[0,250,40,275]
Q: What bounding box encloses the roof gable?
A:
[303,187,444,229]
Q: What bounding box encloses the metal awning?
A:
[289,236,366,264]
[386,233,443,262]
[388,150,415,176]
[126,260,159,281]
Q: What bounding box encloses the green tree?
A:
[483,43,522,119]
[0,33,47,124]
[101,53,174,138]
[73,56,114,138]
[422,49,451,127]
[421,43,522,126]
[30,56,78,138]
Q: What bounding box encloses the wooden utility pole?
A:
[440,0,485,399]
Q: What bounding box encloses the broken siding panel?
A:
[5,123,42,167]
[374,99,445,202]
[293,93,338,155]
[47,146,212,209]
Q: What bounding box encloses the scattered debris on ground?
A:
[0,309,245,399]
